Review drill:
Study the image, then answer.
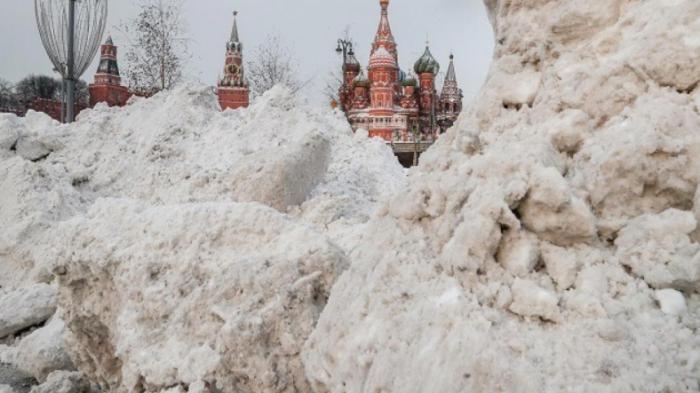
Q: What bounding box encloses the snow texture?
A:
[0,317,75,382]
[28,371,93,393]
[0,86,404,392]
[302,0,700,392]
[1,0,699,391]
[0,284,56,339]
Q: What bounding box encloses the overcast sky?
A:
[0,0,494,105]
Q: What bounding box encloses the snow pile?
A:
[2,0,699,391]
[0,86,404,392]
[303,0,700,392]
[56,200,346,393]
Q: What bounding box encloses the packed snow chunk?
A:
[54,199,347,393]
[230,133,331,211]
[509,278,561,322]
[571,88,700,228]
[16,137,51,162]
[615,209,700,291]
[500,68,541,108]
[623,0,700,92]
[541,242,581,290]
[439,196,510,273]
[655,289,687,316]
[0,385,14,393]
[519,166,597,246]
[0,157,82,291]
[496,229,539,277]
[0,284,57,339]
[547,109,593,155]
[28,371,93,393]
[6,317,75,381]
[9,111,60,162]
[0,115,19,152]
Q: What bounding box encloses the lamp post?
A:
[335,39,355,67]
[65,0,76,123]
[35,0,108,123]
[335,39,355,111]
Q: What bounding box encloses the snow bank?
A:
[55,200,346,392]
[303,0,700,392]
[0,86,405,392]
[2,0,699,391]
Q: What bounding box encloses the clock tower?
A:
[217,11,249,110]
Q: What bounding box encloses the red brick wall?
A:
[29,98,86,122]
[89,84,132,108]
[218,87,249,110]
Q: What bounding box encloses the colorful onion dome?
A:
[344,51,361,72]
[402,72,417,87]
[353,69,370,87]
[414,45,440,75]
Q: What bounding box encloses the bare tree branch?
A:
[119,0,190,95]
[247,35,302,97]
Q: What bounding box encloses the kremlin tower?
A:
[89,36,131,108]
[338,0,463,164]
[437,54,464,131]
[217,11,249,110]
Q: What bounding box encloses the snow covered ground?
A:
[0,86,405,392]
[0,0,699,392]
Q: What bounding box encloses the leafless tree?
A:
[323,69,344,106]
[119,0,190,95]
[0,79,15,109]
[247,35,303,97]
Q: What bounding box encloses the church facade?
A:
[338,0,463,147]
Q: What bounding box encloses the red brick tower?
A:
[366,0,400,141]
[413,44,440,134]
[89,36,131,107]
[217,11,249,110]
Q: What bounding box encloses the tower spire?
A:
[218,9,249,110]
[372,0,396,59]
[444,53,457,83]
[230,11,239,43]
[438,54,463,131]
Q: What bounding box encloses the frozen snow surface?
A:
[1,0,699,392]
[304,0,700,392]
[0,86,404,392]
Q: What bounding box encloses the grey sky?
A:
[0,0,493,104]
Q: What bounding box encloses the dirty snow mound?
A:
[0,86,404,392]
[303,0,700,392]
[55,200,346,392]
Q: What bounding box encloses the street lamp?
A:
[336,39,354,65]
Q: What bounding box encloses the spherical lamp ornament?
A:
[35,0,108,123]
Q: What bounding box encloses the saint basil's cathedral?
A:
[337,0,463,163]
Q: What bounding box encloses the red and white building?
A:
[338,0,463,149]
